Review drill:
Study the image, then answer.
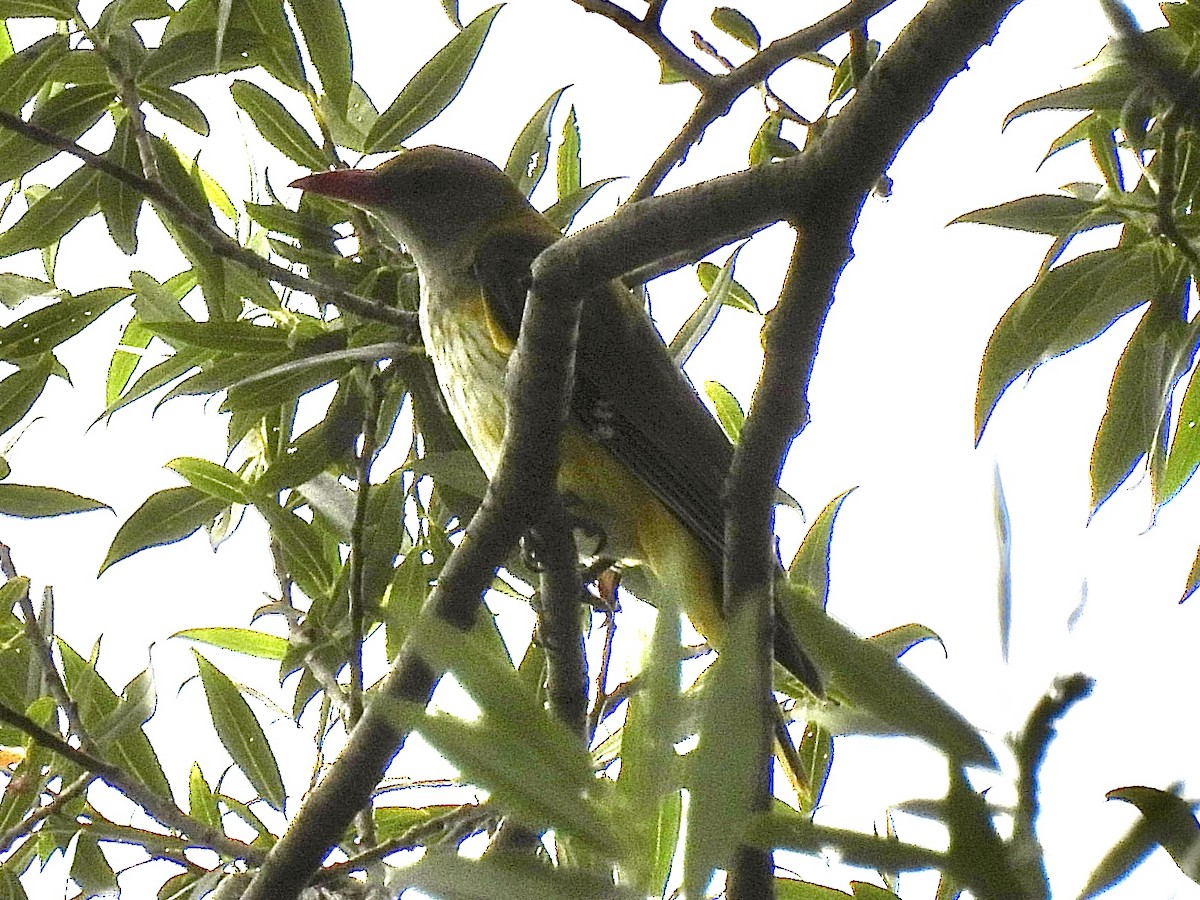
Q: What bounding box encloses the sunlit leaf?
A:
[290,0,351,114]
[231,79,325,169]
[0,165,99,257]
[193,651,286,811]
[0,288,129,361]
[99,486,226,574]
[365,5,502,152]
[976,244,1163,443]
[505,86,566,197]
[0,484,108,517]
[174,627,288,661]
[712,7,760,50]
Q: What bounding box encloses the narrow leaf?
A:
[99,486,226,574]
[0,287,129,361]
[193,651,286,811]
[505,86,566,197]
[365,5,502,152]
[231,79,325,169]
[0,484,109,517]
[976,245,1163,443]
[0,165,100,257]
[289,0,352,115]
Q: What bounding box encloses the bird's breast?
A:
[419,283,512,477]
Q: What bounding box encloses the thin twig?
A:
[0,108,415,331]
[0,697,263,864]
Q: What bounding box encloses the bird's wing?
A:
[473,225,733,566]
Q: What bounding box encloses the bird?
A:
[290,146,821,693]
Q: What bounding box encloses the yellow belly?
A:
[419,286,724,642]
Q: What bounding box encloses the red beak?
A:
[289,169,383,205]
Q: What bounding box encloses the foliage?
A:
[0,1,1187,899]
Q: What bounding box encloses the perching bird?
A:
[291,146,820,693]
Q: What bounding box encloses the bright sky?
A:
[3,0,1199,897]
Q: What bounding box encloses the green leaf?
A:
[0,165,99,257]
[951,194,1122,236]
[0,83,115,185]
[696,259,759,312]
[615,606,682,895]
[1160,360,1200,505]
[505,86,566,198]
[0,287,129,362]
[1095,301,1195,513]
[139,28,261,85]
[102,346,206,418]
[150,139,227,319]
[252,498,337,599]
[557,105,581,200]
[976,244,1164,442]
[130,269,193,323]
[712,7,760,50]
[365,5,502,152]
[1088,116,1122,191]
[317,81,378,152]
[704,380,744,443]
[750,112,799,166]
[58,642,171,798]
[868,624,946,662]
[106,316,152,406]
[99,485,227,574]
[1003,78,1138,130]
[187,763,223,832]
[289,0,351,115]
[144,320,292,353]
[238,0,306,90]
[439,0,460,27]
[222,353,356,411]
[787,489,854,619]
[413,615,617,850]
[0,0,75,16]
[0,273,56,307]
[542,177,618,231]
[174,627,288,661]
[685,599,768,898]
[69,832,118,896]
[396,853,639,900]
[141,83,210,135]
[0,484,108,517]
[231,79,325,169]
[91,666,156,749]
[778,582,996,768]
[0,353,51,435]
[795,722,833,815]
[1106,786,1200,883]
[193,651,286,812]
[98,117,144,254]
[0,34,67,113]
[670,245,747,366]
[166,457,250,504]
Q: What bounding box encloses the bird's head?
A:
[290,146,534,268]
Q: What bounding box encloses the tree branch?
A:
[570,0,714,88]
[0,698,261,864]
[630,0,900,200]
[0,108,414,331]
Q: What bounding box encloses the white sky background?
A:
[3,0,1200,897]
